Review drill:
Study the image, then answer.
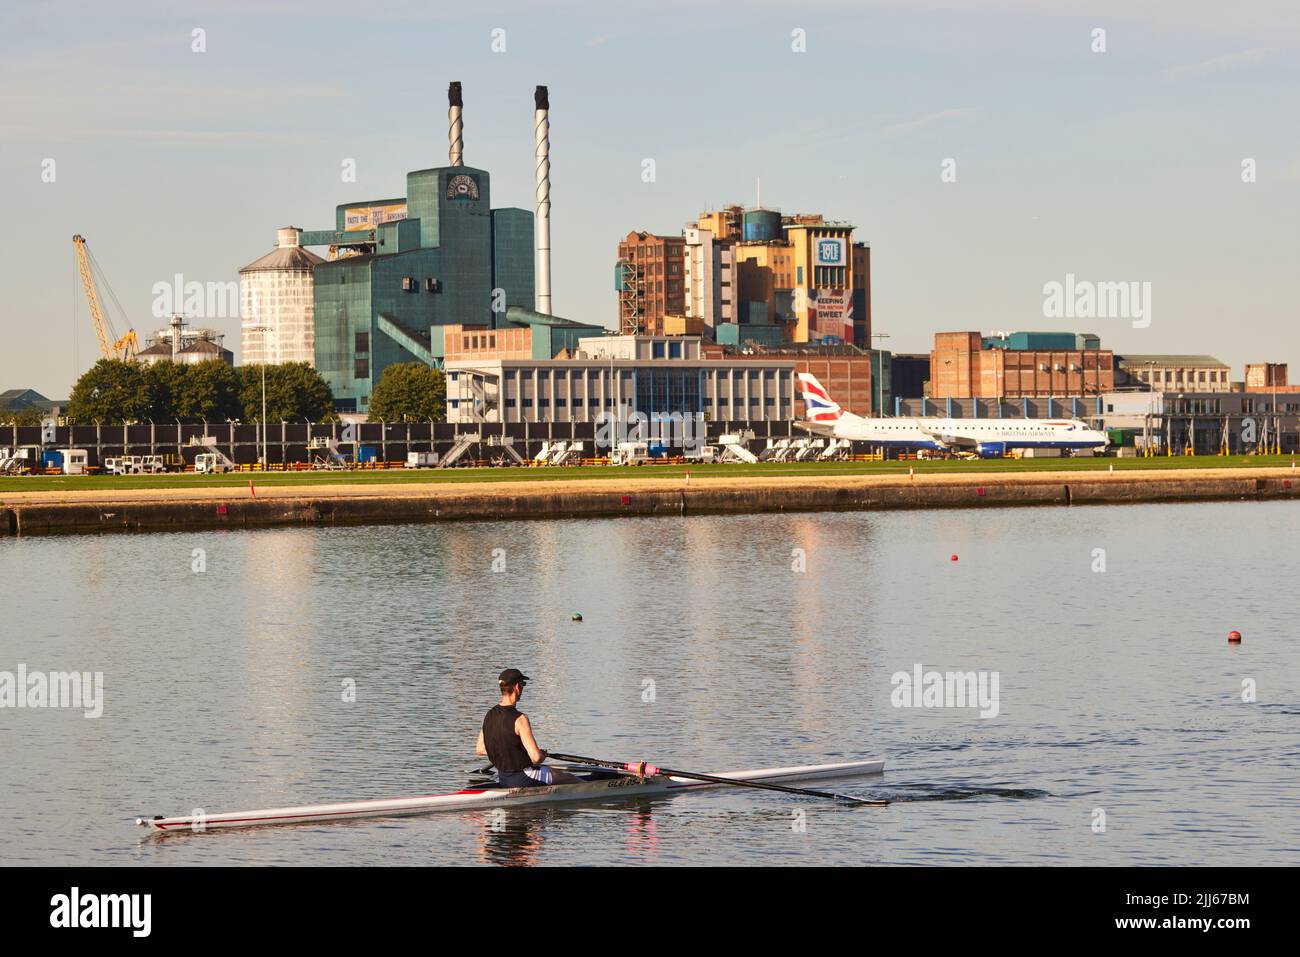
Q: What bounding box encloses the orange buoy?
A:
[1228,630,1242,644]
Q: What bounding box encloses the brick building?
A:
[931,331,1115,398]
[615,231,685,336]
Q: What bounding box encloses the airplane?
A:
[797,373,1109,457]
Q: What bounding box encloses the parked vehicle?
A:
[610,442,650,466]
[194,453,236,474]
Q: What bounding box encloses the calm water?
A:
[1,502,1297,866]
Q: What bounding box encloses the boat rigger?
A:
[136,759,886,833]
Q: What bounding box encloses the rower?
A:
[476,669,579,788]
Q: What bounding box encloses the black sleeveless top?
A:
[482,704,532,773]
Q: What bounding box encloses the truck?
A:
[610,441,650,466]
[405,452,440,468]
[194,453,236,474]
[43,449,89,475]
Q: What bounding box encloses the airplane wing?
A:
[917,428,975,450]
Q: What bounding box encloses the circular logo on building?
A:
[446,174,480,200]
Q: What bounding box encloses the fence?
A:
[2,419,802,469]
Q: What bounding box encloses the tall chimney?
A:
[448,81,464,167]
[534,85,552,314]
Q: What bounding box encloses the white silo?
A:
[239,227,324,366]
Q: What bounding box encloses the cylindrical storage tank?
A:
[742,208,782,242]
[239,227,325,367]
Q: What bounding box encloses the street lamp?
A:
[248,325,271,467]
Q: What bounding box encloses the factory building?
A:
[1114,354,1231,393]
[442,307,605,362]
[702,208,870,347]
[1242,363,1300,392]
[931,331,1115,398]
[619,205,871,348]
[273,83,552,413]
[445,335,798,425]
[891,353,931,399]
[239,228,324,365]
[137,315,234,366]
[703,340,877,417]
[615,232,685,335]
[682,227,735,334]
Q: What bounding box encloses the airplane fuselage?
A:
[814,413,1109,454]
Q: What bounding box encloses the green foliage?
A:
[67,359,151,424]
[367,363,446,422]
[66,359,333,424]
[144,360,241,422]
[238,362,334,423]
[0,405,47,426]
[175,361,242,422]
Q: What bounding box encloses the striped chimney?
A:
[448,81,464,167]
[534,85,551,314]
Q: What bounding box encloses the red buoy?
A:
[1228,630,1242,644]
[950,554,959,562]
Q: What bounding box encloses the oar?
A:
[548,752,888,807]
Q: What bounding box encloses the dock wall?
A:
[3,475,1297,537]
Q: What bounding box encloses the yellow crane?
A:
[72,234,139,362]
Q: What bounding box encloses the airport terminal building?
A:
[445,335,798,425]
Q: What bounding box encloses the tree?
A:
[176,360,241,422]
[0,406,46,426]
[143,360,190,421]
[367,362,446,422]
[67,359,151,424]
[238,362,334,423]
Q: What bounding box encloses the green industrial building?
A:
[304,165,535,414]
[274,83,602,413]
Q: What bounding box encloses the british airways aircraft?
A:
[797,373,1108,457]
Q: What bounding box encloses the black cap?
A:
[535,85,549,110]
[449,81,463,107]
[498,668,530,686]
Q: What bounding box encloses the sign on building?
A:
[814,238,846,267]
[446,174,481,201]
[343,203,408,232]
[810,288,854,341]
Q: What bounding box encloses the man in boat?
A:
[476,669,580,788]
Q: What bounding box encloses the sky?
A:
[2,0,1298,398]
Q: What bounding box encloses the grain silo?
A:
[239,227,324,365]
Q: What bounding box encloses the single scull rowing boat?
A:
[137,759,885,832]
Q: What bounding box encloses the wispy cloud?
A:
[881,107,980,137]
[1159,47,1275,81]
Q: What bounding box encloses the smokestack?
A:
[170,314,182,360]
[448,81,464,167]
[534,85,551,314]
